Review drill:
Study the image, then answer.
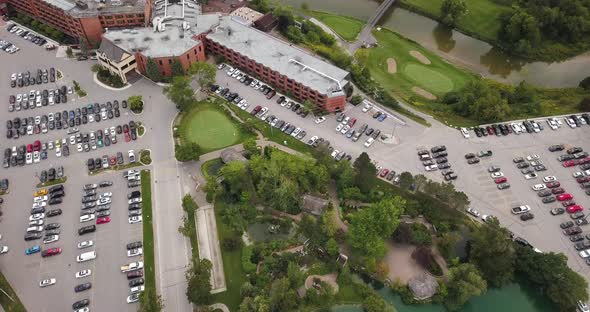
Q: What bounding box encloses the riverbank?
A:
[398,0,590,62]
[306,10,365,42]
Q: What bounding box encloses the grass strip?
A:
[36,176,67,188]
[0,270,26,312]
[140,170,156,297]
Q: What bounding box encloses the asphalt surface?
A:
[0,25,191,312]
[217,67,590,291]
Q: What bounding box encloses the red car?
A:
[563,160,577,167]
[486,126,494,135]
[348,118,357,127]
[41,247,62,257]
[579,158,590,165]
[26,144,33,153]
[577,177,590,183]
[552,187,565,195]
[124,132,131,142]
[557,193,573,201]
[494,177,507,184]
[33,140,41,152]
[96,216,111,224]
[567,205,584,213]
[546,181,561,188]
[379,169,389,177]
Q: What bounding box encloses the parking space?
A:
[0,25,147,312]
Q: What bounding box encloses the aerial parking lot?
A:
[0,25,150,312]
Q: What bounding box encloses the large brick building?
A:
[206,16,349,111]
[7,0,150,44]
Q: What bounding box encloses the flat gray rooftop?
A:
[43,0,146,17]
[104,27,200,58]
[207,16,349,96]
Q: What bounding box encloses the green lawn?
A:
[365,28,476,125]
[179,102,252,153]
[0,271,26,312]
[308,11,365,41]
[140,170,156,299]
[211,200,247,311]
[400,0,512,42]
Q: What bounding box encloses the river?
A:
[279,0,590,88]
[332,282,555,312]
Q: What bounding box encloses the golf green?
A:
[182,108,240,151]
[403,63,454,93]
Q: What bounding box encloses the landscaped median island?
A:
[137,170,164,310]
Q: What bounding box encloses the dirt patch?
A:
[304,273,339,293]
[386,58,397,73]
[410,50,431,65]
[412,86,437,100]
[385,242,428,284]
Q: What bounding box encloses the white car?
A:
[330,150,339,158]
[55,147,62,158]
[39,278,56,287]
[481,215,495,223]
[77,240,94,249]
[75,269,92,279]
[26,152,32,164]
[466,208,480,218]
[510,123,522,134]
[130,285,145,294]
[490,172,503,178]
[127,293,140,303]
[573,172,584,178]
[34,195,48,202]
[29,213,45,221]
[33,201,47,209]
[100,192,113,198]
[340,125,350,134]
[566,118,577,128]
[362,103,372,112]
[546,118,559,130]
[543,176,557,183]
[291,128,301,137]
[43,235,59,244]
[532,184,546,191]
[129,216,142,224]
[88,114,94,123]
[80,214,95,223]
[128,150,136,163]
[364,137,375,148]
[578,301,590,312]
[526,154,540,161]
[33,151,40,163]
[249,79,258,87]
[29,220,44,226]
[0,245,8,254]
[425,165,438,171]
[77,143,83,152]
[314,116,326,124]
[460,128,470,138]
[128,198,142,204]
[335,123,343,132]
[580,249,590,258]
[97,197,112,205]
[524,173,538,180]
[127,248,143,257]
[70,136,76,145]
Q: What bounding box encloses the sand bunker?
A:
[386,58,397,73]
[410,50,431,65]
[412,86,437,100]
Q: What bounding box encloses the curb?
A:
[93,73,132,91]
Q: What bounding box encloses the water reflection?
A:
[480,47,526,77]
[432,24,455,53]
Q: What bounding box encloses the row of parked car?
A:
[10,67,56,88]
[6,23,47,48]
[418,145,457,180]
[223,64,277,99]
[24,184,65,251]
[0,39,19,54]
[6,100,126,141]
[87,150,136,173]
[333,112,381,148]
[39,166,65,184]
[8,84,71,112]
[464,115,590,139]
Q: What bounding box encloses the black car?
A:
[31,207,45,215]
[48,197,62,205]
[78,225,96,235]
[45,223,60,230]
[99,181,113,187]
[87,158,95,171]
[46,209,62,217]
[128,191,141,199]
[127,270,143,279]
[49,184,64,193]
[129,278,144,287]
[72,299,90,309]
[127,241,143,250]
[74,283,92,292]
[24,233,42,241]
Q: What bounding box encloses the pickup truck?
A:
[511,205,531,215]
[121,261,144,273]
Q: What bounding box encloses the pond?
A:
[246,222,295,242]
[279,0,590,88]
[332,281,555,312]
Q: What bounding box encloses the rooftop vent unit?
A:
[111,0,123,6]
[113,38,122,43]
[75,1,88,9]
[143,37,152,42]
[161,35,170,41]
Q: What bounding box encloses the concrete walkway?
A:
[209,303,230,312]
[196,205,227,293]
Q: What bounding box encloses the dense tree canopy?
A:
[188,61,216,88]
[185,258,213,305]
[353,152,377,194]
[440,0,467,26]
[348,197,405,258]
[164,76,195,111]
[444,263,487,311]
[175,142,200,162]
[469,220,515,287]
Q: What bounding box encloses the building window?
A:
[168,59,172,64]
[187,54,190,60]
[159,60,163,65]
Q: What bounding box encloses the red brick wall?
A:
[80,17,103,45]
[135,41,206,77]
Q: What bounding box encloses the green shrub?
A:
[350,95,363,105]
[129,95,144,113]
[241,246,257,274]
